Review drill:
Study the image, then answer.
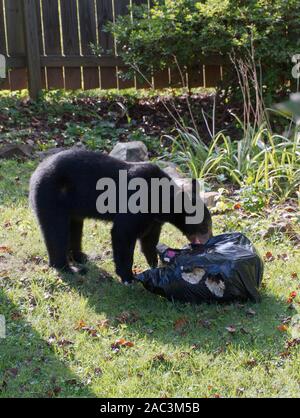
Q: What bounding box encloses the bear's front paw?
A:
[71,252,88,264]
[121,275,136,286]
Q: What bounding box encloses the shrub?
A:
[110,0,300,101]
[164,120,300,201]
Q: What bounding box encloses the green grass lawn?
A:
[0,159,299,398]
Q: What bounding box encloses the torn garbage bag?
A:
[136,233,263,304]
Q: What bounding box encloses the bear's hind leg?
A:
[111,218,137,284]
[38,211,72,272]
[69,218,88,264]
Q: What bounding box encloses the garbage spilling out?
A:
[137,233,264,304]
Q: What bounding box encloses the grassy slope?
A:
[0,159,299,398]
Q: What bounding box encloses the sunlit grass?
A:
[0,160,299,398]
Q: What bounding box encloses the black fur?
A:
[29,149,212,282]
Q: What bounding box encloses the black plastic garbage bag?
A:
[136,233,263,304]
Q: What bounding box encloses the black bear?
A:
[29,149,212,283]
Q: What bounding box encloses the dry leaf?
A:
[57,338,74,347]
[116,311,139,324]
[291,272,298,280]
[287,291,297,304]
[97,319,110,329]
[277,324,288,332]
[264,251,275,262]
[112,338,134,350]
[0,246,13,255]
[277,253,289,261]
[132,266,143,275]
[225,325,236,334]
[174,317,189,331]
[11,312,22,321]
[94,367,102,376]
[74,319,87,330]
[245,308,256,316]
[199,319,212,329]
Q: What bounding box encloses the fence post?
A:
[23,0,42,99]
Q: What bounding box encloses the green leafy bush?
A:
[165,121,300,201]
[110,0,300,100]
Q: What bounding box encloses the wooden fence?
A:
[0,0,223,98]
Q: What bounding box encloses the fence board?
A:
[5,0,25,55]
[0,0,9,89]
[41,0,64,88]
[170,68,184,88]
[9,67,27,90]
[5,0,27,90]
[154,69,169,89]
[188,66,204,88]
[35,0,43,54]
[60,0,81,90]
[204,65,222,87]
[0,0,6,54]
[96,0,116,89]
[0,0,224,93]
[78,0,99,89]
[23,0,42,99]
[97,0,113,53]
[35,0,47,89]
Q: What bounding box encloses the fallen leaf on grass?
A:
[277,253,289,261]
[111,338,134,352]
[233,203,242,210]
[174,317,189,331]
[199,319,212,329]
[79,326,98,337]
[47,334,57,345]
[225,325,237,334]
[152,353,169,363]
[287,291,297,304]
[74,319,87,330]
[94,367,102,376]
[280,316,292,325]
[97,319,110,329]
[65,379,78,386]
[244,358,258,368]
[0,270,9,279]
[291,272,298,280]
[236,387,245,396]
[115,338,134,347]
[264,251,275,262]
[5,368,19,378]
[0,246,13,255]
[132,266,143,275]
[286,338,300,349]
[245,308,256,316]
[10,311,22,321]
[116,311,140,324]
[191,343,201,351]
[57,338,74,347]
[47,386,61,397]
[280,351,291,359]
[277,324,288,332]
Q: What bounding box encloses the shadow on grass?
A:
[0,288,94,398]
[60,260,291,358]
